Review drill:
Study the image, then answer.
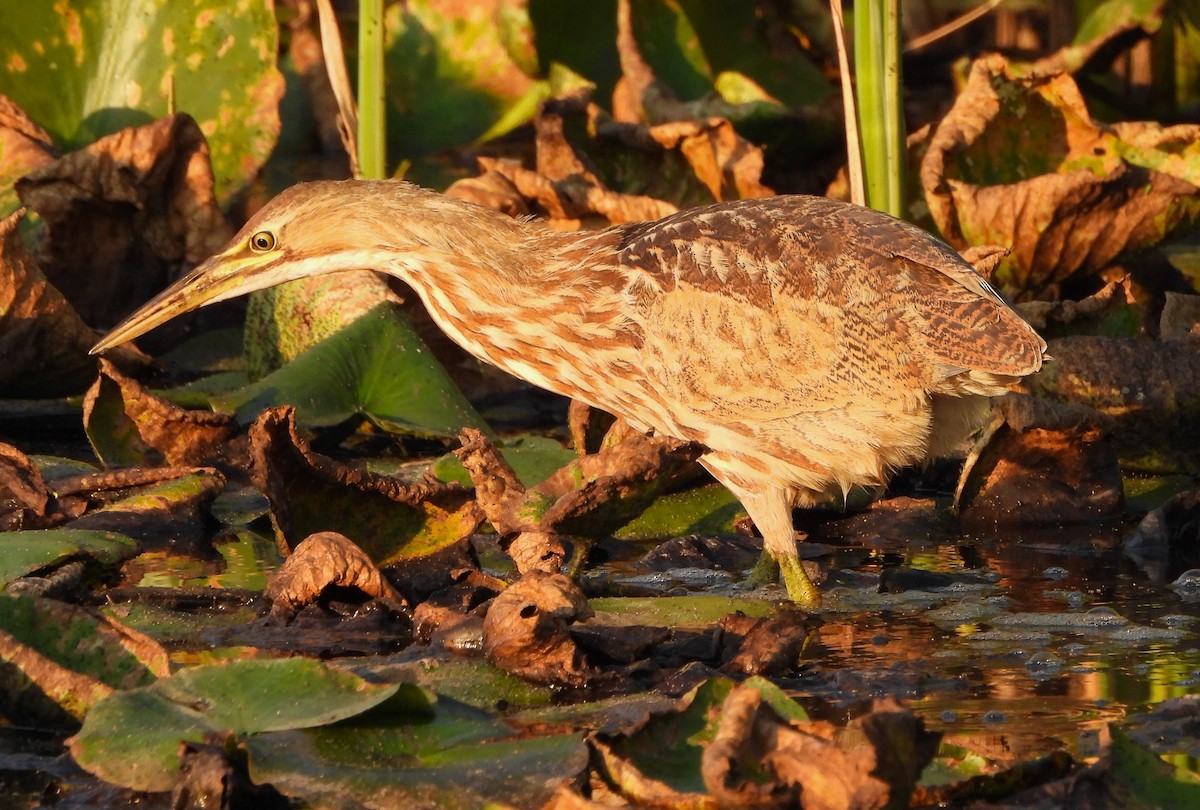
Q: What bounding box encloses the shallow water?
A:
[597,517,1200,766]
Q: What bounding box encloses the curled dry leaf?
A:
[0,442,50,529]
[83,358,237,469]
[959,393,1123,527]
[702,690,936,810]
[719,612,810,677]
[609,0,772,201]
[0,94,55,214]
[506,531,567,575]
[0,209,100,397]
[959,244,1009,280]
[248,407,483,562]
[67,468,226,546]
[1028,335,1200,474]
[264,531,406,619]
[920,54,1200,299]
[450,84,771,229]
[456,427,702,542]
[1017,278,1133,331]
[15,113,230,328]
[483,572,594,686]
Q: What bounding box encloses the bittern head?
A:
[91,179,527,354]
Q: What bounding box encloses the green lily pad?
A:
[102,602,261,646]
[247,692,587,810]
[0,0,283,203]
[614,482,744,541]
[0,529,135,587]
[432,434,578,488]
[215,304,488,439]
[71,658,401,792]
[0,594,160,721]
[369,657,556,712]
[0,593,159,691]
[587,595,775,627]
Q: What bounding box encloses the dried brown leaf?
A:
[645,118,773,202]
[959,244,1009,280]
[0,95,55,211]
[0,209,101,397]
[83,358,237,469]
[719,612,809,677]
[483,572,594,687]
[475,154,678,226]
[702,691,936,810]
[455,428,702,541]
[1016,278,1133,331]
[920,54,1200,299]
[592,737,715,809]
[248,407,482,561]
[0,441,50,527]
[444,166,531,218]
[15,114,231,327]
[264,531,405,618]
[505,531,567,575]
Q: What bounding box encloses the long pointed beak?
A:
[90,251,262,354]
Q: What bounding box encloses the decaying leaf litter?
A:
[3,1,1200,807]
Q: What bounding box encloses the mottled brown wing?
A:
[619,195,1044,382]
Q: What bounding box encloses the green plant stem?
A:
[854,0,905,217]
[358,0,386,179]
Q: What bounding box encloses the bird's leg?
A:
[737,486,820,608]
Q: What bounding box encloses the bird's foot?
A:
[746,550,780,586]
[746,550,820,608]
[777,552,821,608]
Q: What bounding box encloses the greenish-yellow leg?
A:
[776,550,820,608]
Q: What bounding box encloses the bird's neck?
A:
[383,218,638,403]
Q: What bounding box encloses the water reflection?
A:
[781,520,1200,764]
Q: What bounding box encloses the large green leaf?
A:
[383,0,544,180]
[0,593,158,694]
[614,482,743,540]
[215,304,488,439]
[528,0,829,110]
[0,530,136,587]
[0,0,284,203]
[247,693,587,810]
[71,658,401,792]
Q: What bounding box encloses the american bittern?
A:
[93,180,1046,606]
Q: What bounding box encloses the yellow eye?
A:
[249,231,277,252]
